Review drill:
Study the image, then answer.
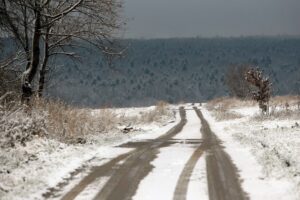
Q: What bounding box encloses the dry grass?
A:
[206,97,256,111]
[252,95,300,121]
[211,105,243,121]
[252,109,300,121]
[38,99,172,138]
[269,95,300,109]
[206,96,300,121]
[33,98,120,142]
[140,101,172,123]
[207,95,300,111]
[213,109,243,121]
[206,97,252,121]
[1,98,174,147]
[0,101,48,148]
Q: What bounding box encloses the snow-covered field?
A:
[1,100,299,200]
[0,105,177,200]
[204,100,300,200]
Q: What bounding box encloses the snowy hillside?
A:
[47,37,300,107]
[1,98,299,200]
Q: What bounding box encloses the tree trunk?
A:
[37,59,47,98]
[28,7,41,83]
[38,30,49,97]
[21,1,41,102]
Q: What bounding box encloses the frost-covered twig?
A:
[0,92,14,103]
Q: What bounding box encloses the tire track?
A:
[173,107,205,200]
[92,107,186,200]
[59,107,187,200]
[60,153,131,200]
[173,145,204,200]
[194,107,249,200]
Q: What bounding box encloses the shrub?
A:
[141,101,172,123]
[225,64,252,99]
[1,98,174,148]
[245,67,272,114]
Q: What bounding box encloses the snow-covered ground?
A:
[0,106,177,200]
[1,101,299,200]
[133,109,208,200]
[203,102,300,200]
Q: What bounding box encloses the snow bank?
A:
[203,105,300,200]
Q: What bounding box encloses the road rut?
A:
[194,107,249,200]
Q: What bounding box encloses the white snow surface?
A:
[186,155,208,200]
[133,146,208,200]
[2,103,299,200]
[232,106,260,117]
[173,109,202,140]
[202,106,300,200]
[133,108,208,200]
[133,146,195,200]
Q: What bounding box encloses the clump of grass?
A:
[212,104,243,121]
[35,99,89,140]
[207,96,300,121]
[34,98,120,142]
[270,95,300,106]
[206,97,247,121]
[252,107,300,121]
[259,96,300,120]
[0,100,48,148]
[1,98,175,147]
[140,101,173,123]
[93,108,119,133]
[0,98,120,146]
[206,97,255,111]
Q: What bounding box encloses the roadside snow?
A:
[231,106,259,117]
[0,106,178,200]
[202,106,300,200]
[91,106,155,118]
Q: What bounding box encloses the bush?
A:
[245,67,272,114]
[206,97,255,111]
[0,105,47,148]
[0,98,174,148]
[141,101,172,123]
[225,64,251,99]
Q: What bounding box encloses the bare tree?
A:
[0,0,124,101]
[0,51,24,103]
[245,67,272,114]
[225,64,251,99]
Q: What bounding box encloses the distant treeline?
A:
[45,37,300,107]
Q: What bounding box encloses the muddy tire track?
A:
[194,107,249,200]
[92,107,186,200]
[173,145,204,200]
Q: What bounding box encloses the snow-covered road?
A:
[133,108,207,200]
[45,106,247,200]
[44,105,294,200]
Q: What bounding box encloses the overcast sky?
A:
[123,0,300,38]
